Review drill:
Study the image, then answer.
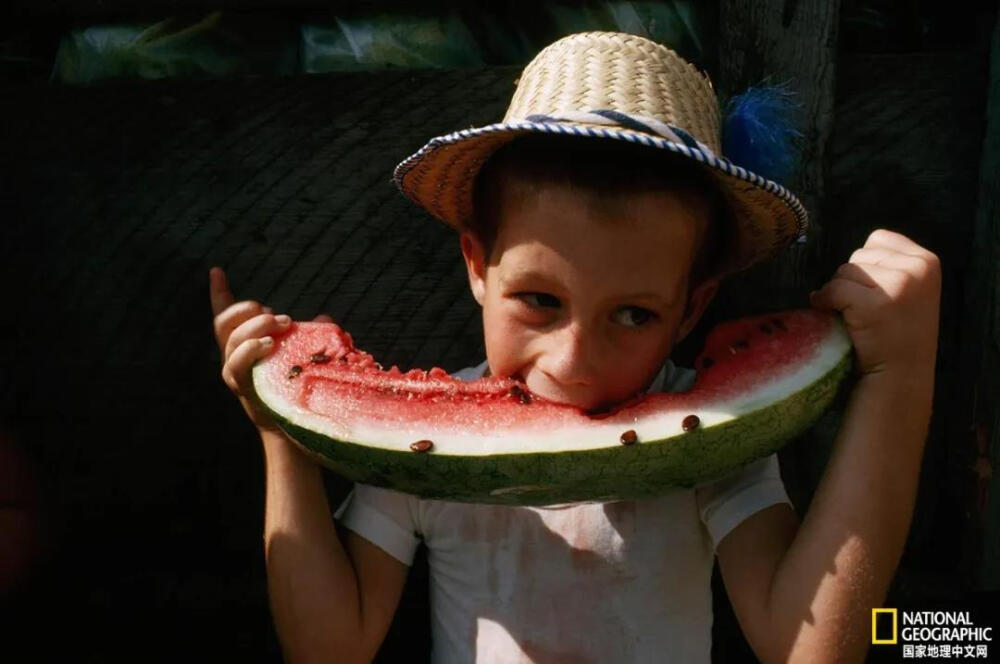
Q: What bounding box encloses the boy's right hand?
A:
[209,266,332,434]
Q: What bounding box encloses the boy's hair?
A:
[470,134,731,292]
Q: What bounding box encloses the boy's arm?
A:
[263,429,409,664]
[717,373,929,664]
[209,267,409,663]
[715,229,940,664]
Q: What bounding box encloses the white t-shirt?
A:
[335,360,792,663]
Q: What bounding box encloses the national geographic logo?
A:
[872,609,992,659]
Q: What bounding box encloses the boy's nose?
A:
[537,321,598,388]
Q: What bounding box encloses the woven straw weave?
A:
[505,32,722,154]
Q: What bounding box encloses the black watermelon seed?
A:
[700,356,715,369]
[509,385,532,404]
[682,414,700,432]
[760,323,773,334]
[771,318,787,331]
[310,353,331,364]
[410,439,434,453]
[620,430,638,446]
[287,365,303,379]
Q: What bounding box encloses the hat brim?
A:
[393,120,808,276]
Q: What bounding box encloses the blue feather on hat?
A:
[722,83,803,186]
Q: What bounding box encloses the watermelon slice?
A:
[251,309,852,505]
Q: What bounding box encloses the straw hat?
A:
[393,31,807,276]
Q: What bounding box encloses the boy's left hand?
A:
[809,229,941,383]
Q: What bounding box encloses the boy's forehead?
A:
[498,176,707,229]
[497,240,691,281]
[494,183,704,255]
[491,192,699,302]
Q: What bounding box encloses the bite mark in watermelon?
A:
[251,309,852,505]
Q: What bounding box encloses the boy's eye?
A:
[517,292,561,309]
[612,306,656,328]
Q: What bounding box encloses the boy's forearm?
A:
[766,369,933,664]
[261,430,366,664]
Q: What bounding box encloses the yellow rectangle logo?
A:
[872,608,898,644]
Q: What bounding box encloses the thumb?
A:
[808,289,830,310]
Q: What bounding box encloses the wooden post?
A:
[966,11,1000,592]
[717,0,840,305]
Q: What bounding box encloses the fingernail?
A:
[276,314,291,325]
[261,337,273,346]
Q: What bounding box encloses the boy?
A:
[209,32,940,663]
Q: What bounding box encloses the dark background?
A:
[1,1,998,662]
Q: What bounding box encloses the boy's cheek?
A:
[482,309,534,375]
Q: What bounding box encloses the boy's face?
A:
[461,181,719,412]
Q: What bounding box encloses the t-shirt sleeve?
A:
[333,484,422,566]
[694,453,792,550]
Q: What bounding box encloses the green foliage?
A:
[301,13,485,72]
[53,12,298,84]
[52,2,711,81]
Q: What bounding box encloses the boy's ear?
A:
[675,276,720,343]
[459,231,488,306]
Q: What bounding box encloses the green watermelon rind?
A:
[259,353,852,506]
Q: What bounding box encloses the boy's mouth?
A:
[515,371,645,415]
